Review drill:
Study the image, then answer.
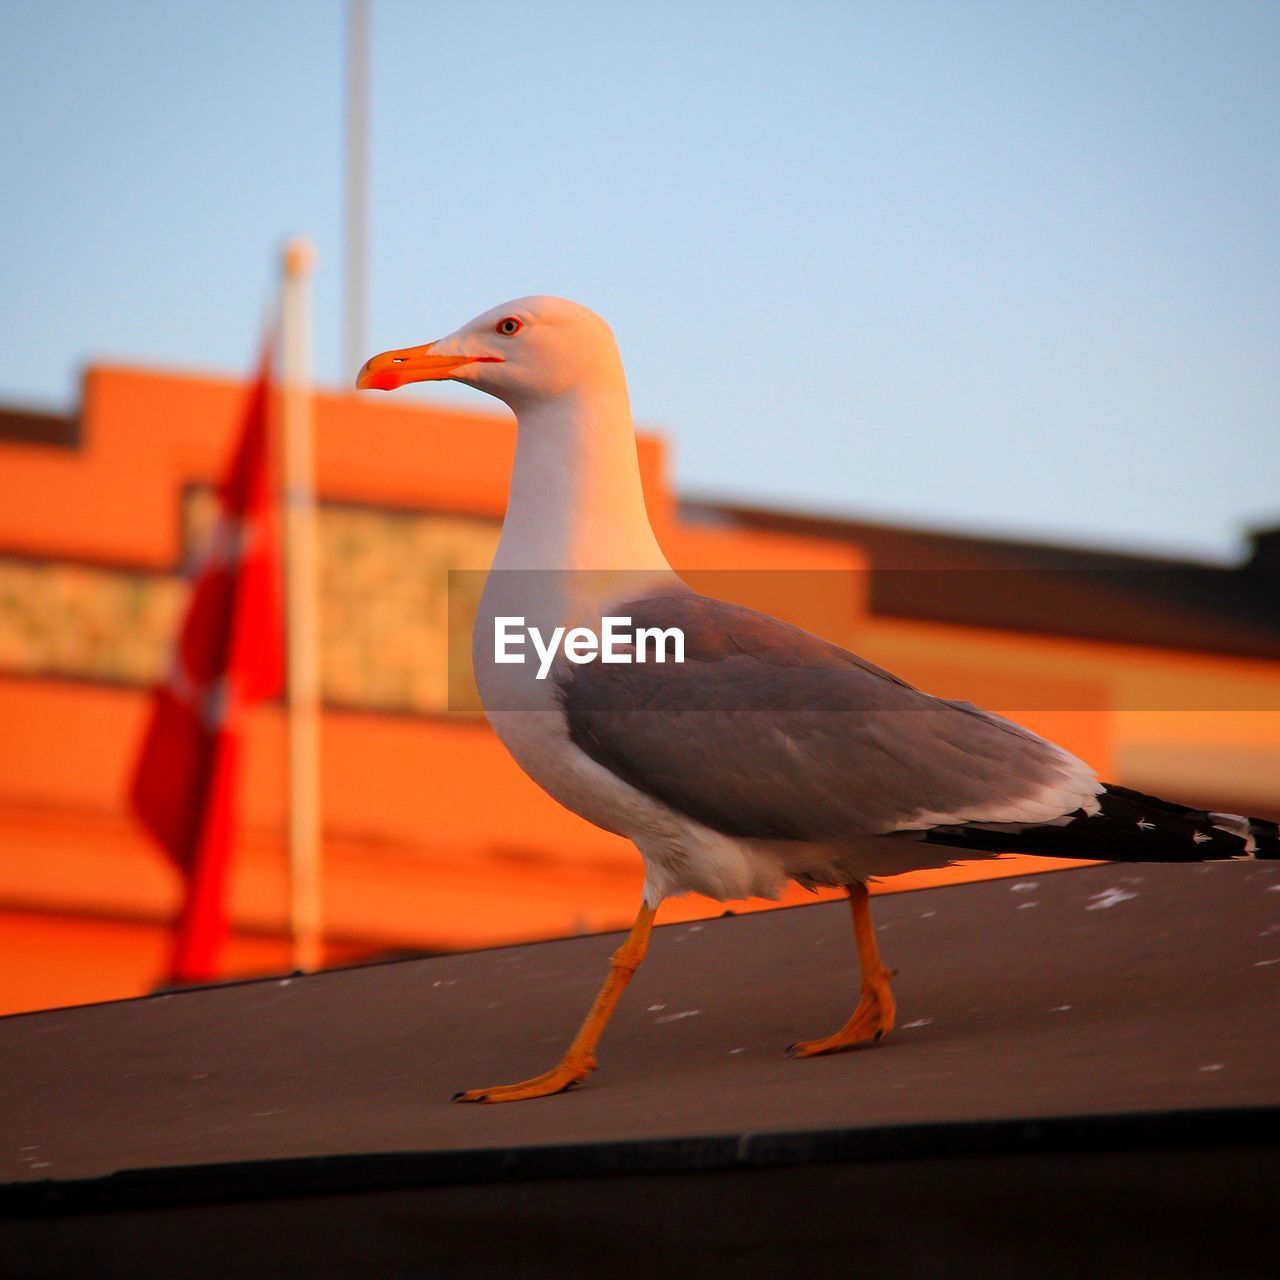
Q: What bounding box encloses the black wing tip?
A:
[914,783,1279,863]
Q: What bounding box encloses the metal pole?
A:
[344,0,370,383]
[281,237,323,974]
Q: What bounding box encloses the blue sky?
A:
[2,0,1277,559]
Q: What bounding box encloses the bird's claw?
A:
[451,1064,589,1104]
[785,988,895,1058]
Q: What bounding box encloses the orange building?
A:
[2,365,1278,1016]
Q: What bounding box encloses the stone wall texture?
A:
[0,490,500,717]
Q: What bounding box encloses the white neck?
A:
[494,383,671,574]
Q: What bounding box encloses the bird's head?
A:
[356,295,625,410]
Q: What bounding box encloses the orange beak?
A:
[355,343,501,391]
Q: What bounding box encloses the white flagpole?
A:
[281,237,323,973]
[344,0,370,383]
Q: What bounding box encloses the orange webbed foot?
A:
[452,1056,595,1104]
[451,1076,579,1104]
[786,980,896,1059]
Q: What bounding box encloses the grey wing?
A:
[559,592,1101,841]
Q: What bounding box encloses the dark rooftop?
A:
[7,858,1280,1182]
[0,405,80,450]
[689,500,1280,661]
[4,861,1280,1276]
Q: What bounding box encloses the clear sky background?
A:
[2,0,1277,560]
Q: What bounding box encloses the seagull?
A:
[358,296,1280,1104]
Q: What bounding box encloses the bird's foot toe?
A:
[785,1028,882,1059]
[451,1063,590,1104]
[785,993,895,1058]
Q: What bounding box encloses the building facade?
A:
[1,366,1277,1014]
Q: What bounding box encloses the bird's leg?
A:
[787,882,896,1058]
[453,900,658,1104]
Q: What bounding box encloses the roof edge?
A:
[5,1104,1278,1220]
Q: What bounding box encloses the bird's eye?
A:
[496,316,522,336]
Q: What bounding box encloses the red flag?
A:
[130,349,284,983]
